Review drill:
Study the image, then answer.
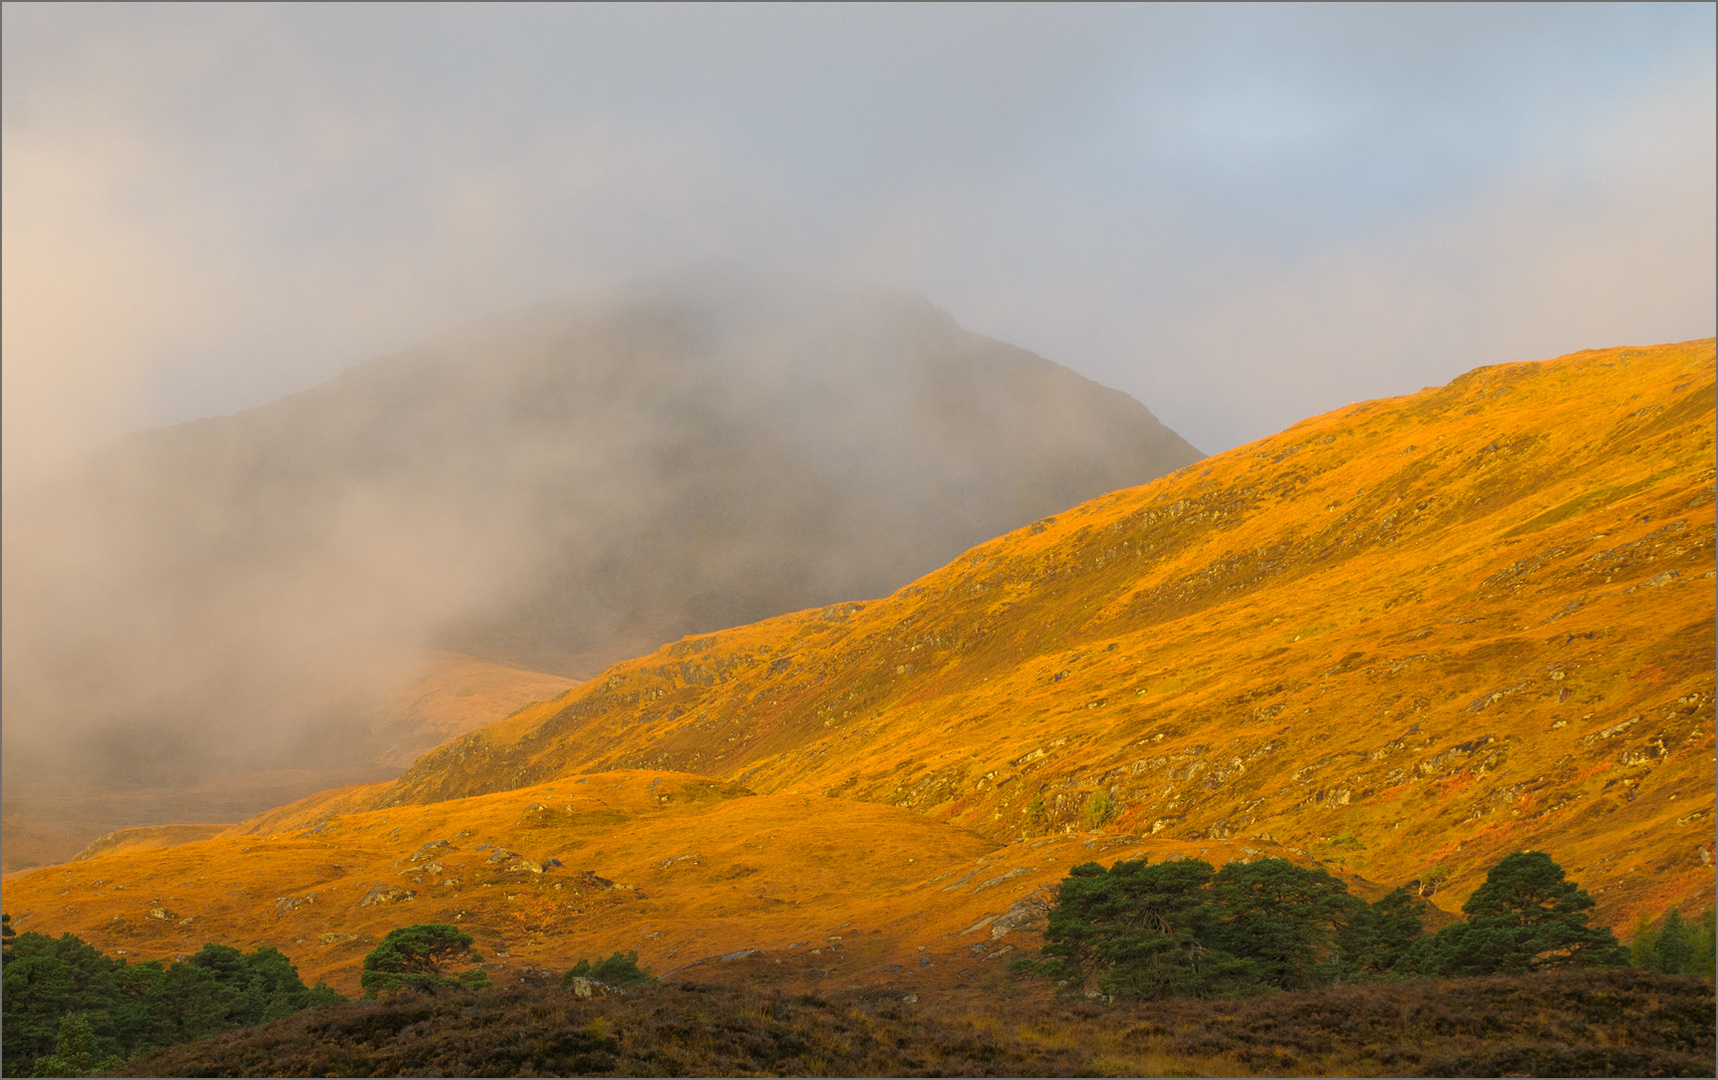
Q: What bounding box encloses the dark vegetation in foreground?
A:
[1018,851,1716,1000]
[6,851,1713,1076]
[0,924,339,1078]
[119,968,1716,1078]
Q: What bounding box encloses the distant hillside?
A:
[1,274,1199,808]
[365,338,1716,923]
[0,651,575,873]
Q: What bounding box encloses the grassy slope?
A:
[372,338,1716,921]
[3,339,1712,997]
[1,768,1297,997]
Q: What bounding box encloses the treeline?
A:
[1017,850,1717,1000]
[0,915,340,1077]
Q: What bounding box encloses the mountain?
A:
[3,338,1708,996]
[359,338,1717,921]
[0,274,1198,848]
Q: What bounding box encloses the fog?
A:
[2,6,1713,848]
[4,5,1712,488]
[1,272,1197,812]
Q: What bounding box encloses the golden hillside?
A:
[3,339,1711,994]
[368,338,1717,920]
[1,768,1322,997]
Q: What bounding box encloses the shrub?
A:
[564,951,654,988]
[1082,790,1112,830]
[361,924,491,998]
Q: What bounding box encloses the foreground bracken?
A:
[119,968,1716,1078]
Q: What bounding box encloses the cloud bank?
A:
[3,4,1712,490]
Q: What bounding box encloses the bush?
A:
[1082,790,1112,830]
[361,925,491,998]
[564,951,654,988]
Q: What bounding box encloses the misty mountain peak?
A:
[2,280,1199,801]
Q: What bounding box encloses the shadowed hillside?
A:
[1,275,1197,824]
[0,651,576,874]
[3,339,1708,999]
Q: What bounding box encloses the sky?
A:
[4,2,1714,489]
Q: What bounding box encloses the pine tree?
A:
[27,1013,123,1077]
[1655,908,1695,975]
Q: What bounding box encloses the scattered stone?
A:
[971,866,1034,892]
[358,883,417,906]
[990,891,1051,938]
[410,840,454,862]
[902,994,920,1004]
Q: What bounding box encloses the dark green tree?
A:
[361,924,491,997]
[1,930,341,1076]
[1697,906,1717,979]
[1,932,126,1075]
[1406,851,1625,976]
[1335,886,1426,979]
[1205,858,1365,990]
[1027,857,1254,1000]
[1653,908,1696,975]
[28,1012,123,1078]
[562,951,653,988]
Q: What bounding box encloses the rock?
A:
[319,933,356,945]
[573,870,615,890]
[565,976,607,998]
[990,891,1051,938]
[358,883,417,906]
[410,840,454,862]
[903,994,920,1004]
[485,848,520,865]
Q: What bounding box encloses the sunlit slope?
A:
[376,340,1716,922]
[0,770,1289,996]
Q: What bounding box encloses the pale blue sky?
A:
[4,3,1713,485]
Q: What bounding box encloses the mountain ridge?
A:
[357,337,1717,920]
